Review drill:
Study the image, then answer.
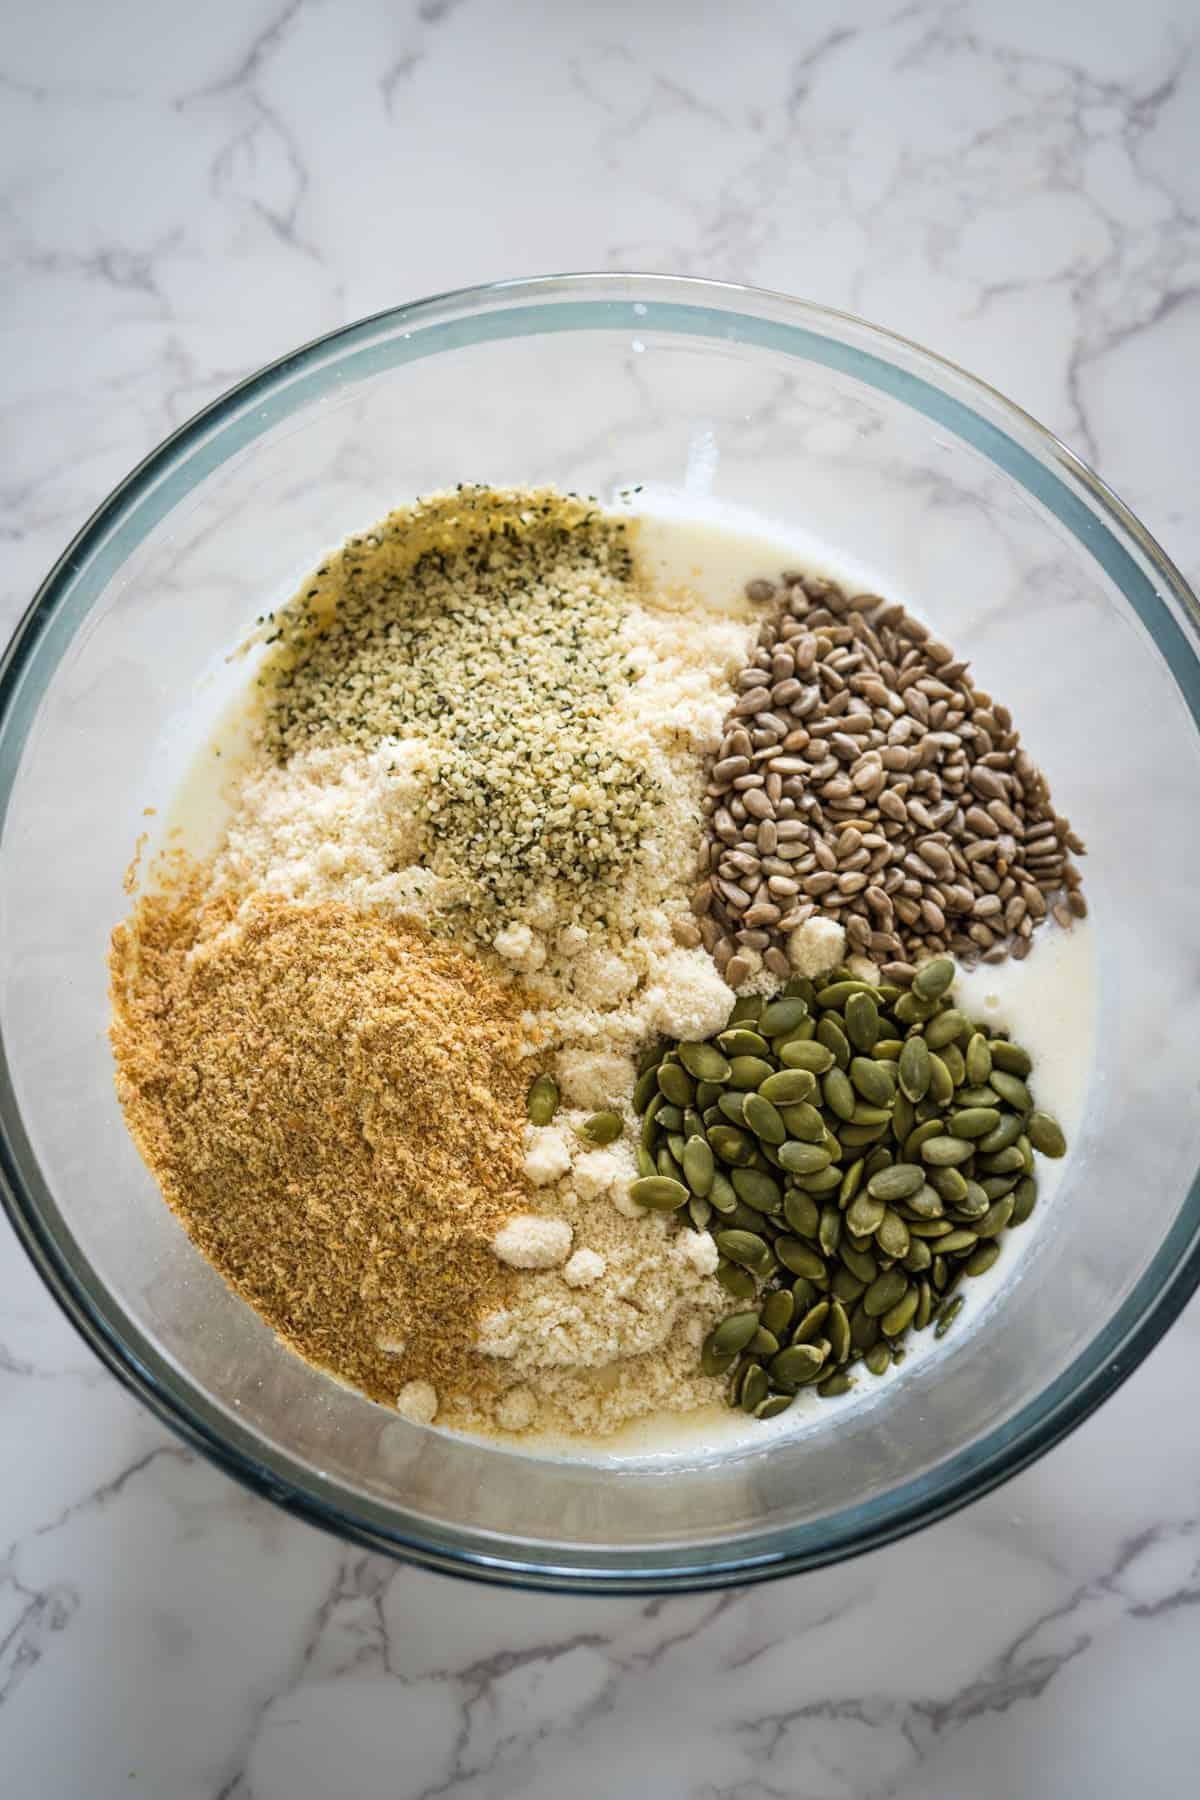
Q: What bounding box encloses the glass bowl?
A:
[3,274,1199,1593]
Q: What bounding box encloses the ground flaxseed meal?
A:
[109,873,532,1409]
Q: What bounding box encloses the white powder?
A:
[493,1215,573,1270]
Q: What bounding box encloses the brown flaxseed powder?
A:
[109,870,532,1406]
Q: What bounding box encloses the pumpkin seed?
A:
[758,1068,818,1106]
[933,1294,964,1338]
[913,1278,934,1331]
[838,1158,866,1206]
[816,980,876,1007]
[930,1165,968,1205]
[845,991,880,1052]
[732,1167,782,1212]
[632,1065,659,1114]
[695,1080,723,1109]
[739,1363,769,1412]
[831,1267,866,1303]
[708,1124,756,1166]
[718,1092,750,1128]
[874,1037,903,1061]
[863,1268,909,1317]
[933,1228,978,1255]
[990,1040,1032,1077]
[1027,1110,1066,1158]
[630,1175,689,1211]
[921,1135,975,1167]
[817,1017,851,1068]
[977,1195,1015,1237]
[636,1146,656,1178]
[823,1068,857,1122]
[759,997,810,1036]
[744,1092,786,1145]
[818,1205,842,1258]
[678,1041,732,1082]
[761,1289,795,1338]
[881,1286,919,1336]
[778,1142,832,1176]
[965,1240,1001,1277]
[876,1209,911,1259]
[849,1057,894,1107]
[898,1036,931,1102]
[770,1343,827,1388]
[700,1339,738,1376]
[913,956,955,1000]
[827,1298,852,1362]
[864,1341,892,1375]
[846,1191,886,1237]
[728,994,763,1026]
[964,1033,993,1085]
[956,1180,990,1219]
[710,1171,738,1213]
[778,1040,835,1073]
[978,1145,1026,1175]
[940,1042,967,1087]
[682,1136,715,1196]
[905,1183,945,1219]
[708,1312,761,1357]
[867,1162,924,1202]
[775,1237,827,1281]
[526,1073,560,1125]
[1010,1175,1038,1226]
[715,1229,772,1274]
[578,1110,623,1145]
[779,1099,825,1141]
[902,1238,933,1273]
[687,1195,712,1232]
[957,1084,1001,1108]
[657,1146,684,1182]
[947,1106,1001,1140]
[657,1062,694,1107]
[791,1300,830,1344]
[980,1173,1019,1200]
[817,1369,856,1397]
[717,1028,770,1058]
[727,1054,775,1090]
[927,1052,955,1106]
[715,1260,757,1298]
[755,1393,794,1419]
[925,1007,968,1050]
[990,1069,1033,1111]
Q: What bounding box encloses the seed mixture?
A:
[695,571,1086,988]
[110,487,1084,1444]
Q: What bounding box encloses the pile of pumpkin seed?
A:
[628,957,1066,1418]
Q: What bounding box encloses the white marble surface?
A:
[3,1,1199,1793]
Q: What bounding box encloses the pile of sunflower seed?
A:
[693,572,1086,988]
[629,957,1065,1418]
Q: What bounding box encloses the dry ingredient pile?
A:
[109,489,1082,1442]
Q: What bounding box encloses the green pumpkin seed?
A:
[715,1228,772,1273]
[977,1195,1015,1237]
[779,1193,818,1240]
[743,1092,786,1145]
[578,1110,623,1145]
[895,990,937,1025]
[677,1041,732,1082]
[846,1191,886,1237]
[838,1158,866,1207]
[818,1205,842,1258]
[775,1238,827,1281]
[980,1173,1019,1200]
[777,1142,831,1177]
[708,1124,756,1166]
[682,1136,715,1197]
[817,1369,856,1398]
[902,1238,933,1273]
[657,1062,694,1107]
[779,1099,825,1141]
[990,1040,1032,1077]
[965,1240,1001,1277]
[925,1008,968,1050]
[921,1135,975,1167]
[732,1167,782,1212]
[947,1106,1001,1140]
[990,1069,1033,1111]
[964,1033,993,1086]
[630,1175,689,1211]
[727,1055,775,1090]
[978,1145,1026,1175]
[700,1339,738,1376]
[790,1276,819,1312]
[657,1104,684,1133]
[845,992,880,1052]
[954,1180,990,1220]
[636,1145,656,1178]
[816,980,874,1008]
[778,1040,835,1074]
[933,1228,978,1255]
[688,1195,712,1232]
[761,1289,794,1338]
[927,1052,955,1107]
[755,1393,794,1419]
[632,1066,659,1115]
[881,1285,919,1337]
[823,1068,857,1122]
[1010,1176,1038,1226]
[898,1036,931,1102]
[913,956,955,1000]
[758,1069,818,1106]
[831,1267,866,1303]
[839,1242,879,1284]
[758,997,810,1036]
[874,1038,903,1061]
[708,1312,760,1358]
[930,1165,968,1205]
[957,1084,1001,1108]
[715,1260,758,1298]
[934,1295,964,1339]
[1027,1110,1066,1158]
[696,1080,723,1110]
[657,1146,684,1183]
[526,1073,560,1125]
[826,1298,851,1362]
[904,1183,945,1220]
[893,1090,917,1144]
[863,1268,909,1317]
[739,1363,769,1412]
[718,1092,749,1127]
[849,1057,894,1107]
[791,1300,831,1344]
[939,1042,966,1087]
[817,1017,851,1068]
[710,1171,738,1213]
[876,1209,911,1259]
[864,1341,892,1375]
[770,1343,827,1388]
[717,1028,770,1058]
[748,1325,779,1357]
[867,1162,924,1202]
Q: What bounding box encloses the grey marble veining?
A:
[2,2,1199,1794]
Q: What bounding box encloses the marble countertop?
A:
[3,2,1199,1793]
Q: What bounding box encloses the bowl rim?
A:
[3,270,1200,1593]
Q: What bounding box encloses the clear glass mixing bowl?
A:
[3,274,1199,1592]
